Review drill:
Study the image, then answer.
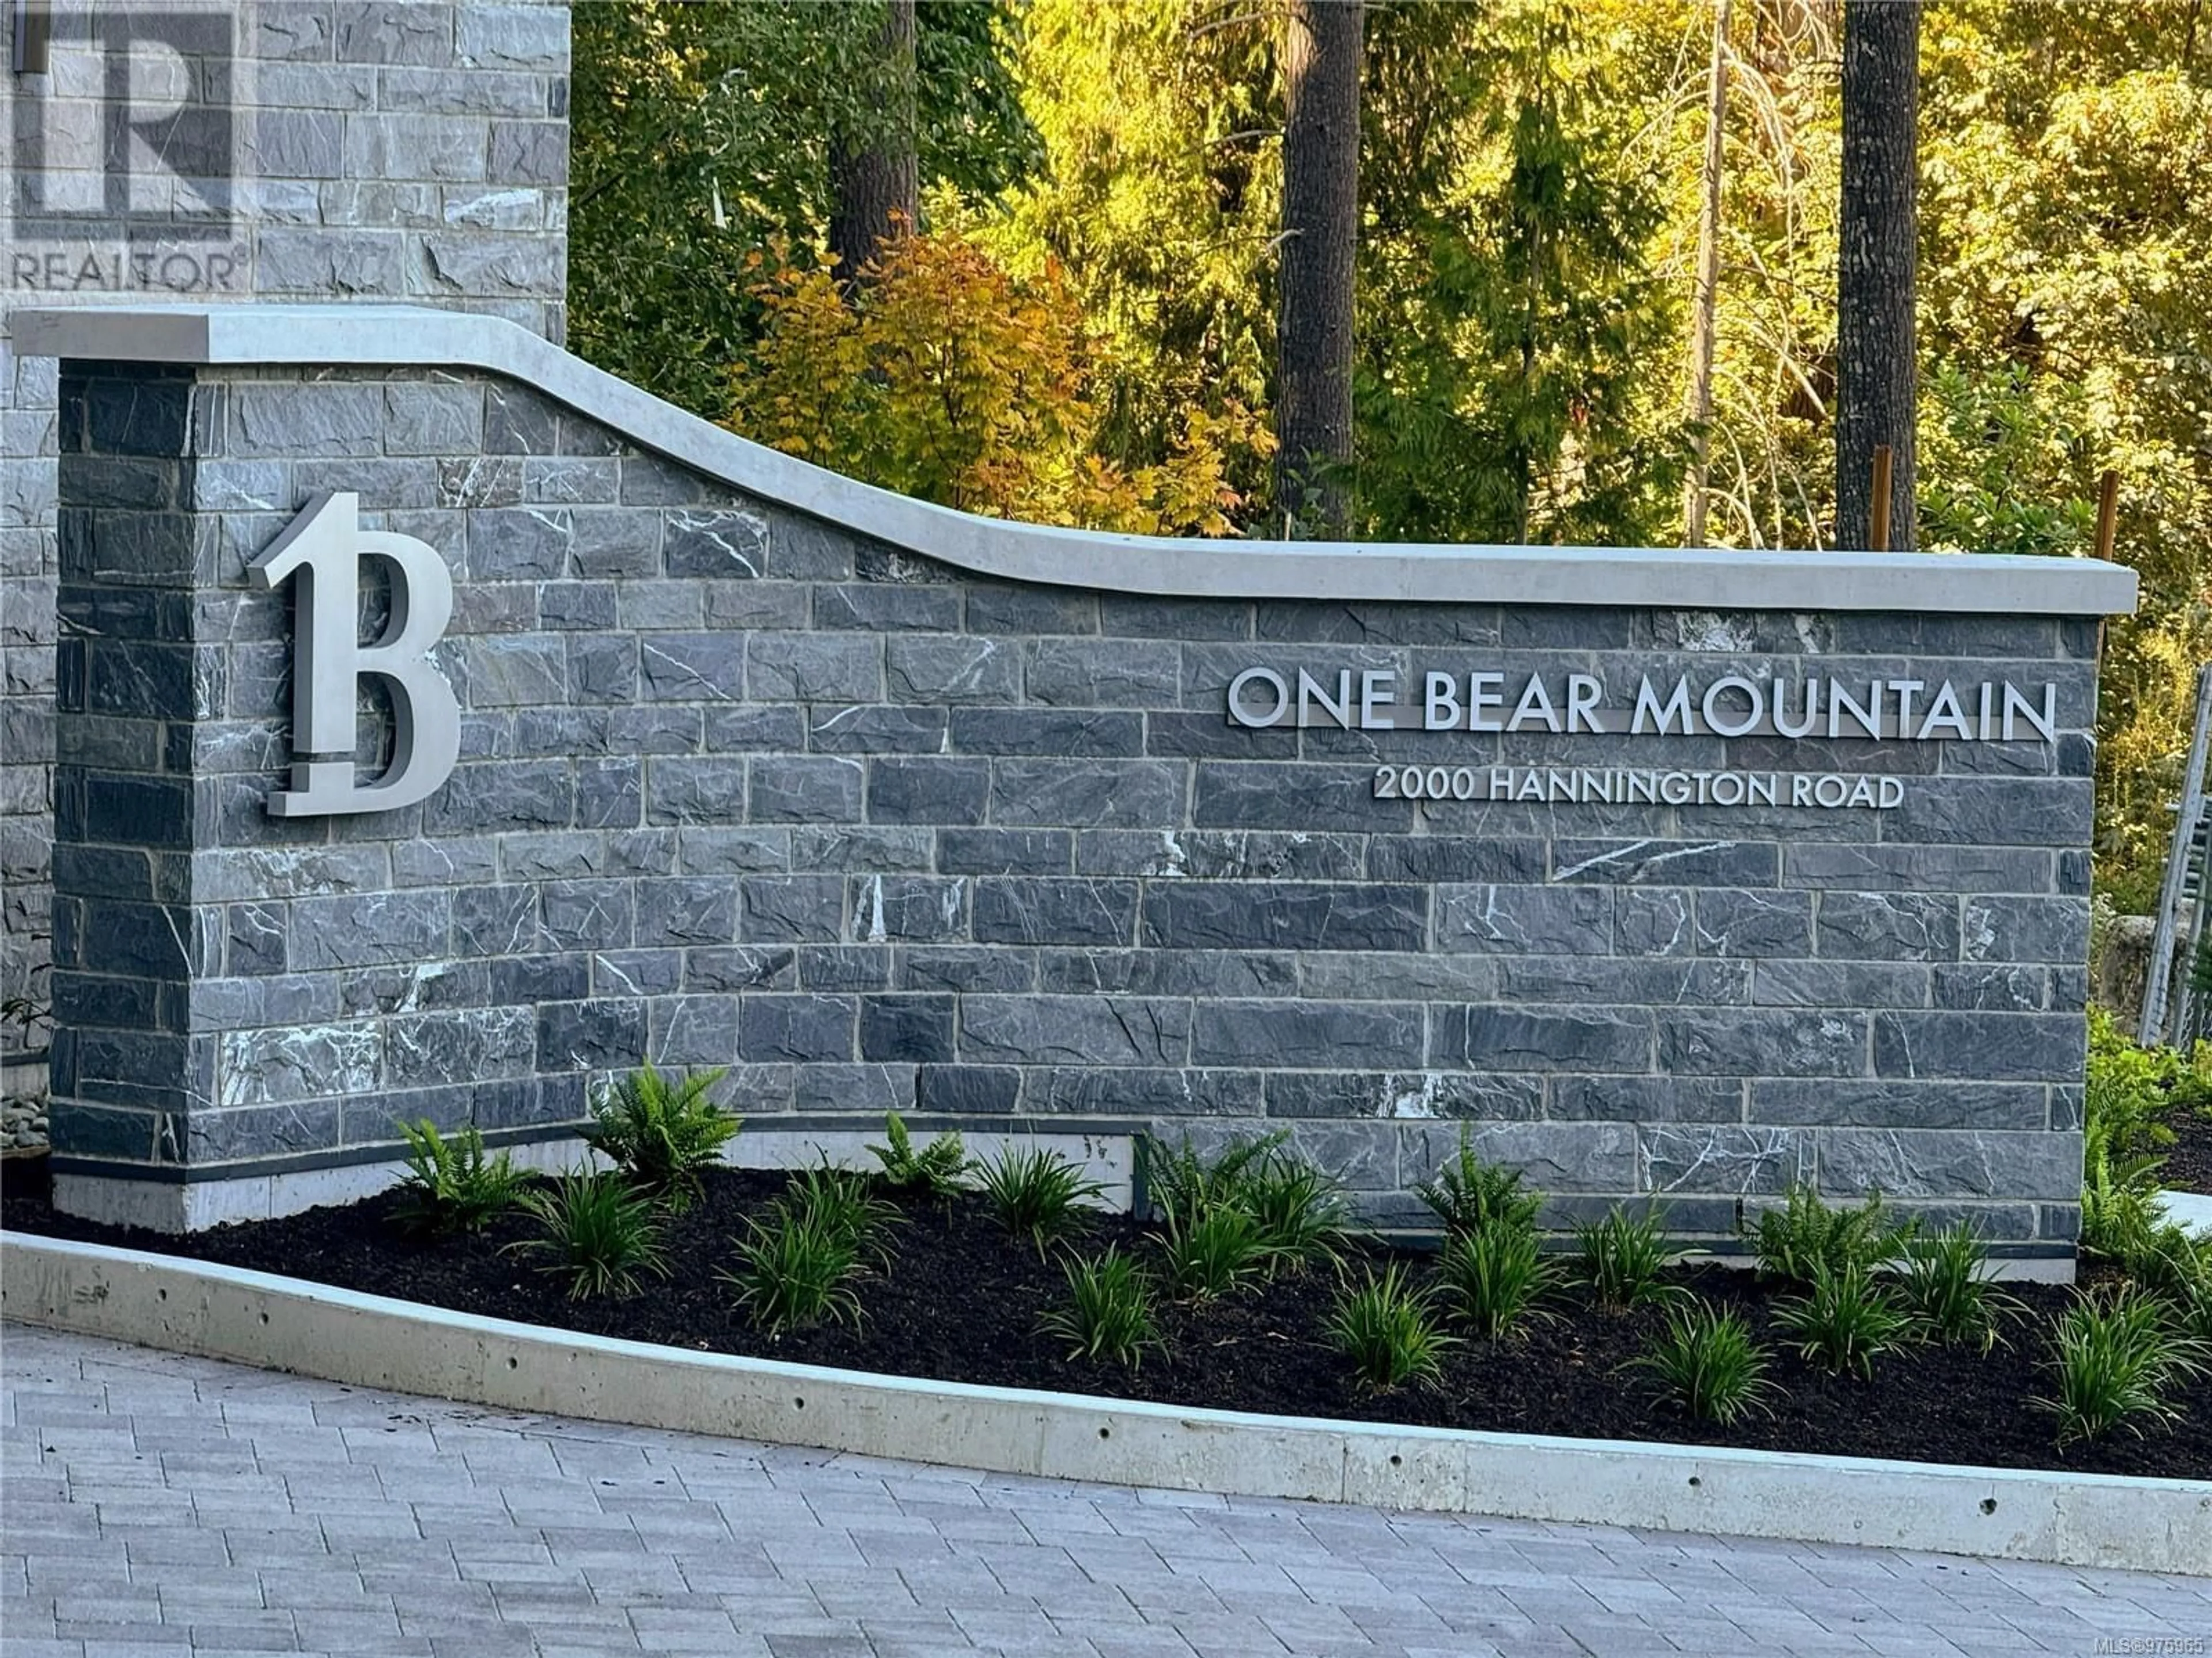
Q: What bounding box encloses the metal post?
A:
[2141,663,2212,1045]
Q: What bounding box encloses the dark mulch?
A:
[2161,1107,2212,1196]
[5,1155,2207,1481]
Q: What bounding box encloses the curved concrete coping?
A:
[10,302,2139,617]
[4,1232,2205,1573]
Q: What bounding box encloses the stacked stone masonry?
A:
[47,359,2097,1246]
[1,1,572,1140]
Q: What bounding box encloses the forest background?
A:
[567,0,2211,913]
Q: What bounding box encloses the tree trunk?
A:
[1682,0,1731,548]
[1276,0,1362,538]
[1835,0,1919,551]
[828,0,919,286]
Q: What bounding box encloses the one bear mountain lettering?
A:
[1224,666,2059,746]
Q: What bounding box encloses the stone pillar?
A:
[2,0,571,1148]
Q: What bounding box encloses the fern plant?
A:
[868,1111,972,1199]
[1747,1183,1916,1283]
[582,1063,740,1211]
[388,1119,528,1237]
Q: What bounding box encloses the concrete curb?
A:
[5,1231,2206,1574]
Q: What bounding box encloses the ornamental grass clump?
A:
[1897,1223,2025,1353]
[1142,1131,1350,1276]
[1747,1183,1915,1284]
[1633,1297,1776,1425]
[582,1063,740,1211]
[976,1145,1105,1250]
[1160,1203,1277,1303]
[1574,1205,1682,1310]
[1412,1128,1544,1238]
[1327,1263,1457,1391]
[868,1111,973,1200]
[783,1160,899,1264]
[1438,1220,1560,1341]
[1143,1130,1284,1223]
[2037,1286,2206,1446]
[1773,1260,1915,1379]
[722,1207,864,1334]
[388,1118,529,1238]
[1041,1247,1160,1369]
[510,1171,669,1300]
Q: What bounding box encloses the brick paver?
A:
[2,1323,2205,1656]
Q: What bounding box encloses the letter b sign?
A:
[248,492,460,817]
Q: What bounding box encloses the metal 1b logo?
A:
[248,492,460,818]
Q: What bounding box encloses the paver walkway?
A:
[2,1325,2205,1657]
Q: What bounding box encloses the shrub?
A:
[1897,1223,2026,1353]
[976,1145,1104,1249]
[1041,1247,1159,1368]
[868,1111,972,1200]
[510,1172,669,1300]
[782,1161,899,1264]
[1632,1297,1776,1425]
[1237,1153,1353,1273]
[1412,1128,1544,1238]
[1327,1264,1457,1391]
[388,1119,528,1238]
[1773,1261,1916,1379]
[1747,1183,1916,1283]
[582,1063,740,1211]
[1574,1206,1682,1310]
[2086,1008,2183,1166]
[1142,1131,1287,1224]
[1160,1204,1277,1303]
[1438,1220,1560,1340]
[721,1207,863,1334]
[2037,1286,2207,1445]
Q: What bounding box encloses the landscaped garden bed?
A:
[6,1081,2209,1484]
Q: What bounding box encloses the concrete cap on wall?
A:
[10,303,2141,618]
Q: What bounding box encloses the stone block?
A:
[634,878,738,948]
[1079,829,1363,881]
[1550,839,1778,886]
[1549,1076,1743,1123]
[1141,882,1425,953]
[814,583,961,632]
[645,757,746,824]
[1932,963,2046,1012]
[1032,1067,1262,1117]
[1639,1124,1807,1196]
[541,879,633,951]
[1191,761,1378,832]
[949,707,1143,757]
[808,705,948,755]
[1269,1069,1542,1122]
[1616,888,1692,957]
[449,883,545,958]
[916,1063,1021,1116]
[1658,1010,1866,1077]
[1022,639,1179,707]
[739,995,855,1063]
[685,946,796,993]
[487,120,569,185]
[1400,1119,1637,1193]
[747,633,881,703]
[457,3,570,67]
[798,944,889,991]
[884,636,1020,704]
[437,456,525,507]
[1871,1011,2084,1082]
[988,760,1184,829]
[866,758,991,826]
[1436,884,1609,955]
[937,828,1071,877]
[662,509,766,577]
[1494,957,1749,1006]
[420,760,574,833]
[1813,891,1960,962]
[1751,959,1926,1009]
[288,891,449,972]
[1191,1001,1422,1069]
[1442,1006,1651,1073]
[1816,1128,2080,1201]
[537,999,647,1072]
[704,705,806,752]
[385,1007,534,1090]
[1751,1079,2046,1130]
[1365,836,1548,885]
[678,827,789,875]
[960,994,1189,1067]
[738,875,844,943]
[897,946,1036,993]
[1693,889,1813,958]
[972,878,1136,947]
[749,756,865,824]
[1961,896,2089,965]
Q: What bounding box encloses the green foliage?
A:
[1327,1263,1458,1392]
[782,1162,899,1264]
[511,1173,670,1300]
[2037,1285,2206,1447]
[721,1207,864,1334]
[1574,1206,1683,1310]
[1632,1298,1776,1426]
[388,1120,528,1238]
[975,1145,1104,1250]
[1747,1184,1916,1284]
[1772,1261,1915,1380]
[1897,1223,2027,1353]
[1412,1129,1545,1238]
[1158,1204,1277,1304]
[1142,1132,1349,1274]
[1437,1220,1560,1341]
[568,1,1040,419]
[1041,1247,1160,1368]
[582,1063,740,1212]
[868,1112,973,1200]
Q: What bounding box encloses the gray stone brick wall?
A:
[47,359,2097,1249]
[2,2,569,1140]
